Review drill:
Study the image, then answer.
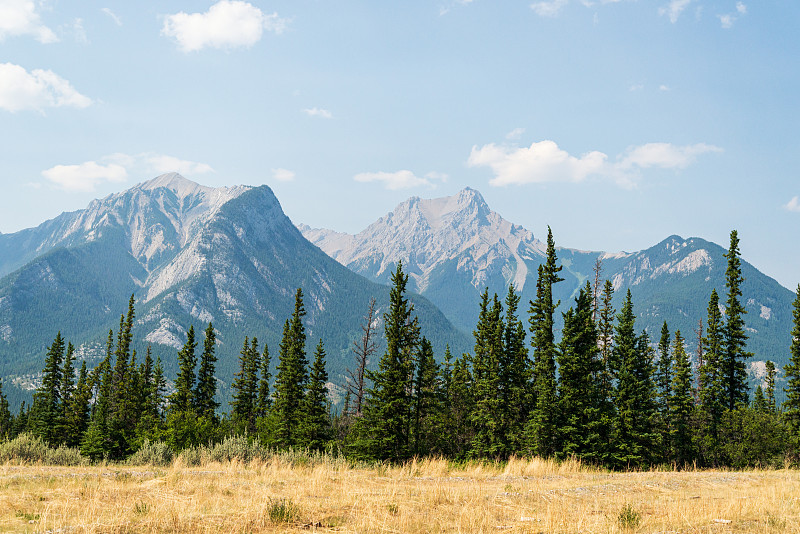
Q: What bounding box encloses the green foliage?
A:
[784,285,800,433]
[722,230,751,410]
[194,322,219,419]
[267,498,301,524]
[300,339,332,451]
[127,439,174,466]
[0,433,87,465]
[618,503,641,530]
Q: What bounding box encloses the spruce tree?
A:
[698,289,725,465]
[412,337,441,456]
[783,285,800,432]
[526,227,563,457]
[353,263,420,462]
[170,326,197,414]
[270,288,310,449]
[65,360,91,448]
[765,360,777,413]
[655,321,672,460]
[0,380,12,438]
[32,332,65,445]
[256,342,272,419]
[194,323,219,420]
[500,285,530,454]
[301,339,331,451]
[722,230,751,410]
[670,331,694,466]
[446,352,474,459]
[469,290,503,458]
[230,336,260,434]
[557,283,602,461]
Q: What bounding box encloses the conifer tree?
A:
[348,298,378,418]
[446,352,474,458]
[353,263,420,461]
[301,339,331,451]
[170,326,197,414]
[722,230,750,410]
[0,380,12,438]
[698,289,725,464]
[469,290,503,458]
[412,337,441,456]
[655,321,672,459]
[194,323,219,420]
[271,288,310,449]
[526,227,563,457]
[784,285,800,432]
[64,360,91,447]
[256,343,271,419]
[670,331,694,466]
[231,336,261,434]
[500,285,530,454]
[557,283,602,461]
[765,360,777,413]
[32,332,65,445]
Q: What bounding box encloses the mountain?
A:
[300,188,796,384]
[0,174,469,407]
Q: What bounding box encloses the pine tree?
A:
[446,352,474,459]
[301,339,331,451]
[670,331,694,466]
[412,337,441,456]
[722,230,751,410]
[784,285,800,433]
[469,290,503,458]
[194,323,219,420]
[595,279,617,464]
[526,227,563,457]
[500,285,530,454]
[170,326,197,414]
[765,360,777,413]
[655,321,672,460]
[32,332,65,445]
[348,298,378,418]
[230,336,261,434]
[557,283,602,461]
[352,263,420,462]
[256,342,271,419]
[64,361,91,448]
[270,288,310,449]
[698,289,725,465]
[0,380,12,438]
[82,330,114,460]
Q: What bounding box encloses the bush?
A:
[618,503,641,531]
[127,440,174,466]
[0,433,87,466]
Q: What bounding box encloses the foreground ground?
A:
[0,457,797,533]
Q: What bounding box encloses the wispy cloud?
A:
[659,0,692,23]
[0,63,92,113]
[718,2,746,28]
[271,168,296,182]
[101,8,122,26]
[505,128,526,140]
[303,107,333,119]
[0,0,58,43]
[468,139,722,188]
[439,0,474,16]
[42,153,215,192]
[162,0,288,52]
[354,170,447,190]
[42,162,127,192]
[531,0,569,17]
[785,196,800,213]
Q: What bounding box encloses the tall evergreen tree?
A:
[526,227,563,458]
[0,380,12,438]
[698,289,725,465]
[655,321,672,460]
[194,323,219,419]
[270,288,310,449]
[557,283,602,461]
[412,337,441,456]
[300,339,331,451]
[230,336,261,434]
[765,360,777,413]
[784,285,800,433]
[256,343,272,419]
[722,230,750,410]
[353,263,420,462]
[169,326,197,414]
[31,332,65,445]
[670,331,694,466]
[500,285,530,454]
[469,290,504,458]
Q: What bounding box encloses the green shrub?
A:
[618,503,641,531]
[0,434,87,465]
[127,440,174,466]
[267,498,300,523]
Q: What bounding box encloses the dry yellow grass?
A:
[0,455,798,533]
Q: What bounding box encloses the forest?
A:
[1,228,799,469]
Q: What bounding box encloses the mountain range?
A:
[0,176,793,407]
[300,188,796,387]
[0,174,468,406]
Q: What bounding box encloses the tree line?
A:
[1,228,799,468]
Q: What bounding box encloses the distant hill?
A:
[301,188,796,390]
[0,174,470,408]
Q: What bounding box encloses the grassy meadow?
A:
[0,453,798,533]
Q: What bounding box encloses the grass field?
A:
[0,456,797,533]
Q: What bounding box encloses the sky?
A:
[1,0,799,289]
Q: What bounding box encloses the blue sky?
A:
[1,0,798,289]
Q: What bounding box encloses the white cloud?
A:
[70,18,88,44]
[439,0,474,16]
[659,0,692,23]
[718,2,746,28]
[736,2,747,14]
[0,0,57,43]
[303,107,333,119]
[629,83,644,92]
[271,168,295,182]
[531,0,569,17]
[101,8,122,26]
[785,197,800,213]
[41,153,215,192]
[146,154,214,175]
[354,170,446,190]
[659,84,671,91]
[0,63,92,112]
[42,161,127,192]
[505,128,526,140]
[468,139,722,187]
[162,0,287,52]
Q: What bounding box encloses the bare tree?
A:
[347,297,378,418]
[592,258,603,323]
